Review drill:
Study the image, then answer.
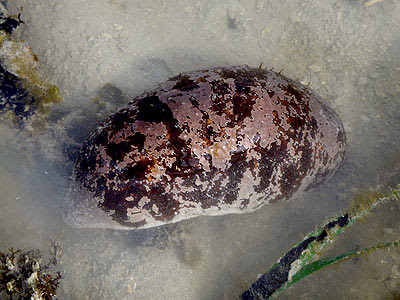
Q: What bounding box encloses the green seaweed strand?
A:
[238,185,400,300]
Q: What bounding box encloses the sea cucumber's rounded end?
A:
[62,185,130,230]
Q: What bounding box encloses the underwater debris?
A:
[0,61,36,123]
[0,247,62,300]
[0,2,61,126]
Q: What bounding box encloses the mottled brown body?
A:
[63,65,346,229]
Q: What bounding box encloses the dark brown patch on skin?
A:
[100,183,152,226]
[210,94,228,117]
[92,130,108,146]
[66,65,347,230]
[189,96,200,108]
[284,83,305,103]
[137,95,173,123]
[287,116,305,131]
[106,141,130,161]
[130,132,146,150]
[218,67,262,88]
[254,141,284,194]
[231,93,257,124]
[108,109,135,135]
[210,79,231,95]
[122,159,155,180]
[223,149,250,205]
[272,110,281,126]
[172,75,200,91]
[267,90,275,98]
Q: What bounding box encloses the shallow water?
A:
[1,0,400,299]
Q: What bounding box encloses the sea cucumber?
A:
[63,65,346,230]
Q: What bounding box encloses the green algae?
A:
[0,30,62,123]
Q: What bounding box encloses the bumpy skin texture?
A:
[63,65,346,230]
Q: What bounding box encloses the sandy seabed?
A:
[1,0,400,299]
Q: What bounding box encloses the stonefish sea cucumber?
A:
[63,65,346,230]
